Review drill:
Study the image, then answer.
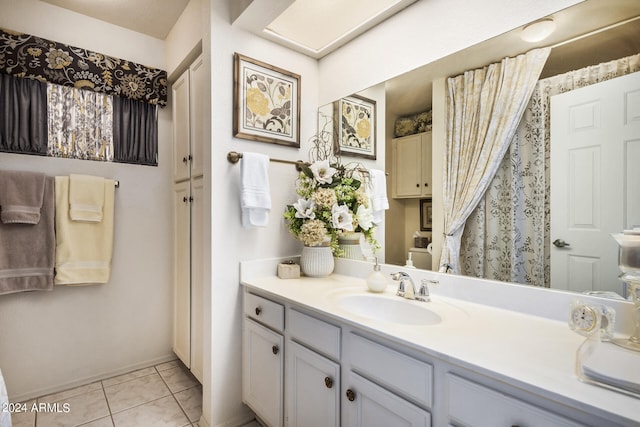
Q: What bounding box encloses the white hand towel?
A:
[241,152,271,228]
[369,169,389,224]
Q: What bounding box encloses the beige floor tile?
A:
[111,396,190,427]
[158,366,199,394]
[102,367,156,388]
[9,399,36,427]
[78,416,114,426]
[173,386,202,422]
[36,389,109,427]
[39,382,103,404]
[154,360,180,372]
[104,373,170,414]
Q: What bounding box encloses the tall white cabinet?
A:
[172,54,205,383]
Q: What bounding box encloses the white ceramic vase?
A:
[300,245,335,277]
[338,231,365,260]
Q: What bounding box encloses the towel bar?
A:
[227,151,306,171]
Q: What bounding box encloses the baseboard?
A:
[9,353,177,402]
[209,410,255,427]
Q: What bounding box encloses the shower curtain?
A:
[460,53,640,287]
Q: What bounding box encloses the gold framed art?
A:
[233,53,301,147]
[334,94,376,159]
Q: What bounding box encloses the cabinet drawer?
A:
[348,333,433,408]
[288,308,341,359]
[447,374,583,427]
[244,292,284,332]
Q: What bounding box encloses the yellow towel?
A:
[55,176,115,285]
[69,174,105,222]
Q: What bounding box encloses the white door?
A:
[287,341,340,427]
[172,181,191,366]
[190,177,204,383]
[172,69,191,182]
[343,372,431,427]
[242,319,283,427]
[550,71,640,294]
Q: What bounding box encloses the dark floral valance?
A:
[0,27,167,107]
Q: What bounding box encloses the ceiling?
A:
[385,0,640,117]
[40,0,190,39]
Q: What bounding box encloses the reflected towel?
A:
[69,174,105,222]
[0,176,55,295]
[0,170,46,224]
[368,169,389,224]
[55,176,115,285]
[241,152,271,228]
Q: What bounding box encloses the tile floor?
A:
[10,360,203,427]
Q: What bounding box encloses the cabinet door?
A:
[393,134,423,198]
[243,319,284,427]
[189,178,204,382]
[420,132,433,196]
[343,372,431,427]
[172,69,191,182]
[172,181,191,367]
[287,341,340,427]
[189,55,206,178]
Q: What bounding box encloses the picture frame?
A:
[233,53,301,147]
[333,94,376,160]
[420,198,433,231]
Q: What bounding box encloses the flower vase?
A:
[338,231,365,260]
[300,245,334,277]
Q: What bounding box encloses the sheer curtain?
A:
[460,53,640,287]
[439,48,551,274]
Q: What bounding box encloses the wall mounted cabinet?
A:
[392,131,432,198]
[171,54,205,382]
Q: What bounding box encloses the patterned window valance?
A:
[0,27,167,107]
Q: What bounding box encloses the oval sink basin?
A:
[336,294,441,325]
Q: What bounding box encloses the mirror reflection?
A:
[321,0,640,298]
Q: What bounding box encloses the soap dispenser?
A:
[366,257,387,293]
[404,252,416,268]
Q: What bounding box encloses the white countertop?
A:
[240,258,640,425]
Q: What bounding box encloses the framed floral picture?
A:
[420,198,433,231]
[334,94,376,160]
[233,53,301,147]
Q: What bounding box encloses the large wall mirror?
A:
[320,0,640,300]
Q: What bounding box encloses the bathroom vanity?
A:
[240,258,640,427]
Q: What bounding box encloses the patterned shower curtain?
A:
[460,53,640,287]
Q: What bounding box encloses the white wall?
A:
[0,0,173,401]
[317,0,583,105]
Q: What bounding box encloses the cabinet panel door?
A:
[393,134,422,198]
[287,341,340,427]
[189,178,204,382]
[243,319,284,427]
[344,372,431,427]
[421,132,433,196]
[172,70,190,182]
[189,55,206,178]
[447,374,582,427]
[172,181,191,367]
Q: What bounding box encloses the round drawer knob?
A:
[272,345,279,355]
[255,307,262,316]
[415,183,420,188]
[346,389,356,402]
[324,377,334,389]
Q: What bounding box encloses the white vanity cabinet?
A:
[242,293,285,427]
[241,284,623,427]
[392,131,432,198]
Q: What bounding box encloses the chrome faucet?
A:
[390,272,431,302]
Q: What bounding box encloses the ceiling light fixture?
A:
[520,18,556,42]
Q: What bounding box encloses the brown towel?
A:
[0,170,46,224]
[0,176,55,294]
